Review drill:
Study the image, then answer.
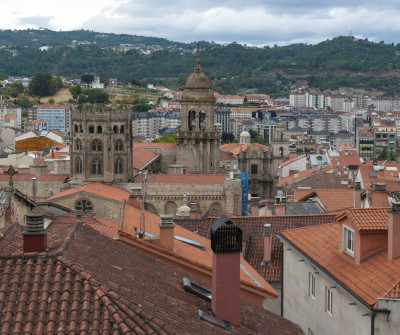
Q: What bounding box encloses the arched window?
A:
[75,157,82,173]
[120,125,124,133]
[188,110,196,131]
[199,111,206,131]
[279,147,283,157]
[114,158,123,174]
[97,125,102,134]
[91,159,102,174]
[79,124,83,133]
[74,124,78,133]
[89,125,94,133]
[75,139,82,150]
[115,139,123,151]
[113,125,118,134]
[91,139,102,152]
[75,199,93,213]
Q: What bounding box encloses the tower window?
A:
[76,139,82,151]
[74,124,78,133]
[113,125,118,134]
[251,164,258,175]
[199,111,206,131]
[79,124,83,133]
[89,125,94,133]
[120,125,124,133]
[75,157,82,173]
[97,125,102,134]
[115,139,123,151]
[188,111,196,131]
[114,158,123,174]
[91,140,102,152]
[91,159,102,175]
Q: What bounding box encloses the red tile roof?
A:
[135,173,226,185]
[296,188,355,212]
[132,147,158,171]
[336,208,390,231]
[0,219,303,334]
[46,182,130,202]
[133,142,176,149]
[175,214,337,282]
[220,143,269,157]
[280,220,400,307]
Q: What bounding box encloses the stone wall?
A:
[49,192,123,220]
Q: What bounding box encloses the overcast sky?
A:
[2,1,400,46]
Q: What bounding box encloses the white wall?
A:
[282,245,370,335]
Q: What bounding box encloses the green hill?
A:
[1,30,400,97]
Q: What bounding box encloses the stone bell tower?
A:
[70,106,133,184]
[174,49,221,174]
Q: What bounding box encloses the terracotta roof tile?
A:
[0,219,304,334]
[46,182,130,202]
[133,147,158,171]
[336,208,390,231]
[175,214,337,282]
[297,188,355,212]
[133,142,176,149]
[280,221,400,307]
[220,143,269,157]
[135,174,226,185]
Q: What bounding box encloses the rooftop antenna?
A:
[138,171,155,238]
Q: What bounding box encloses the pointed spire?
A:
[195,42,202,73]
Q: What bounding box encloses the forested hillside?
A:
[1,30,400,97]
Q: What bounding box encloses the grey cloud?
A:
[82,2,400,46]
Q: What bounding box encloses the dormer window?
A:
[343,225,354,256]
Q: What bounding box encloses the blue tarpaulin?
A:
[239,172,248,216]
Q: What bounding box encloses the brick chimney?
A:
[189,202,197,219]
[388,203,400,261]
[263,224,272,264]
[211,216,242,326]
[159,214,175,251]
[275,203,286,215]
[23,212,47,253]
[354,181,361,208]
[371,183,388,207]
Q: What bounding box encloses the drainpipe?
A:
[371,308,390,335]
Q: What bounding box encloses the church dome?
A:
[240,131,251,138]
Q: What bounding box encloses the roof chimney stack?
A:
[189,202,197,219]
[23,212,47,253]
[128,186,142,208]
[263,224,272,264]
[354,181,361,208]
[211,216,242,326]
[371,183,388,207]
[388,203,400,261]
[159,214,175,251]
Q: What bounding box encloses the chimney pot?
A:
[355,181,361,191]
[23,212,47,253]
[159,214,175,251]
[130,186,142,197]
[263,223,271,236]
[375,182,386,192]
[388,202,400,261]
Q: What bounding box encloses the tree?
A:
[28,72,52,96]
[15,97,30,108]
[377,148,388,161]
[152,134,175,143]
[49,76,63,95]
[69,84,82,99]
[221,132,235,143]
[81,73,94,84]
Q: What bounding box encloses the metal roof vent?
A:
[211,215,242,254]
[375,183,387,192]
[160,214,174,226]
[25,212,46,234]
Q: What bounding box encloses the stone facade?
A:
[174,52,221,174]
[70,107,133,183]
[238,123,289,199]
[128,178,242,217]
[48,192,123,220]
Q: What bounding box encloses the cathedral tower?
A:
[174,50,221,174]
[70,107,133,183]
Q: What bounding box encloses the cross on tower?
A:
[4,165,18,188]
